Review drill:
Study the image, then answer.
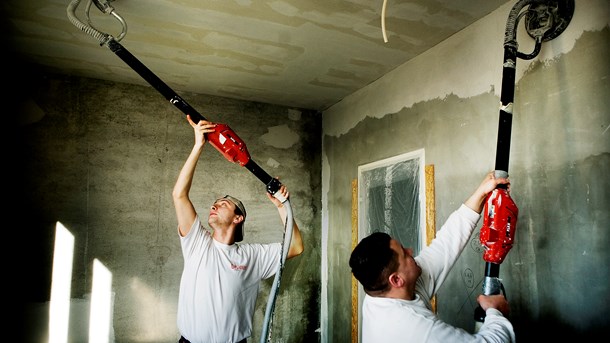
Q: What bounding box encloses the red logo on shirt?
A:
[231,263,248,271]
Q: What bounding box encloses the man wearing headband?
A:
[172,115,304,343]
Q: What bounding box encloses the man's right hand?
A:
[477,294,510,317]
[186,115,216,148]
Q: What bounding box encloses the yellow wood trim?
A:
[351,178,359,343]
[425,164,437,313]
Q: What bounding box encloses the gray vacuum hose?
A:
[67,0,127,45]
[260,197,294,343]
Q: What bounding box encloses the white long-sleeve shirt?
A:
[362,204,516,343]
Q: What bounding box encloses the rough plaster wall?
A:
[322,1,609,342]
[12,72,322,342]
[323,0,610,135]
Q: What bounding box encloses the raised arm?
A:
[172,115,217,236]
[266,184,304,259]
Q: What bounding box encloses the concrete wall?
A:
[10,2,610,343]
[11,70,322,342]
[322,1,610,342]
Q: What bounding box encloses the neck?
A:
[212,229,235,245]
[379,287,415,301]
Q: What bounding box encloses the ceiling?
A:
[4,0,511,111]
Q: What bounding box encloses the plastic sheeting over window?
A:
[358,150,424,254]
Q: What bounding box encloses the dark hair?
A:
[349,232,398,295]
[232,205,245,242]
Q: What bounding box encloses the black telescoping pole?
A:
[473,39,517,326]
[106,38,277,191]
[107,39,204,122]
[489,30,519,279]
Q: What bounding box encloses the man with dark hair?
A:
[350,171,515,342]
[172,115,304,343]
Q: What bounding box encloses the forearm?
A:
[477,309,516,343]
[287,222,304,258]
[173,144,203,236]
[463,188,488,214]
[172,144,204,200]
[464,172,508,213]
[276,203,304,259]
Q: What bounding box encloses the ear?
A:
[388,272,404,288]
[233,215,244,225]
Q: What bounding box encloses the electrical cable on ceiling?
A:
[381,0,389,42]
